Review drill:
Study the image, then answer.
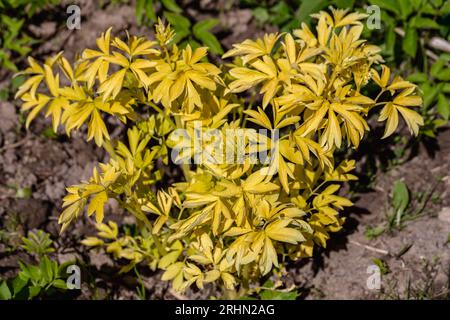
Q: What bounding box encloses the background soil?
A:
[1,0,449,300]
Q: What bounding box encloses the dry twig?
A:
[349,240,390,255]
[0,135,31,152]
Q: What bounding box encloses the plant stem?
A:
[174,115,192,182]
[374,89,385,103]
[103,139,117,160]
[119,198,167,256]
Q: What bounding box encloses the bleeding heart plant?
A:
[16,8,423,294]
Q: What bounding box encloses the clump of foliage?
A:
[130,0,223,54]
[134,0,183,26]
[365,178,441,239]
[0,0,60,72]
[0,230,71,300]
[368,0,450,138]
[15,8,423,294]
[243,0,349,31]
[241,279,299,300]
[246,0,450,140]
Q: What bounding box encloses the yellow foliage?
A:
[16,8,423,293]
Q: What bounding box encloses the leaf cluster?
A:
[0,0,60,71]
[15,9,424,293]
[0,230,70,300]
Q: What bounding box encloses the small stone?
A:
[0,102,17,134]
[28,21,57,39]
[438,207,450,223]
[58,252,80,265]
[88,250,114,269]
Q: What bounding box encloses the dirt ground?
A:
[292,130,450,299]
[1,0,449,300]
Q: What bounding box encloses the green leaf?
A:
[135,0,146,25]
[193,35,221,54]
[18,261,31,279]
[270,2,292,26]
[135,0,157,24]
[437,94,450,120]
[260,289,298,300]
[422,2,437,15]
[443,83,450,94]
[262,279,274,288]
[436,69,450,81]
[410,16,441,29]
[192,19,220,34]
[440,53,450,62]
[161,0,182,13]
[421,82,442,108]
[12,276,28,297]
[333,0,355,9]
[430,59,446,77]
[182,38,202,51]
[392,181,409,212]
[407,72,427,83]
[0,281,12,300]
[145,0,157,23]
[410,0,423,10]
[21,230,54,256]
[372,258,389,275]
[28,286,41,299]
[22,264,41,283]
[40,256,54,283]
[11,75,25,90]
[0,89,8,101]
[441,1,450,14]
[402,26,418,57]
[433,118,447,128]
[164,12,191,29]
[282,19,301,31]
[365,224,386,239]
[52,279,68,290]
[368,0,400,15]
[164,12,191,43]
[383,25,396,57]
[295,0,328,23]
[0,54,18,71]
[42,127,58,139]
[253,7,270,24]
[1,15,24,35]
[398,0,413,20]
[51,259,60,279]
[193,19,223,55]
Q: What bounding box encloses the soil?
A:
[1,0,449,300]
[290,131,450,299]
